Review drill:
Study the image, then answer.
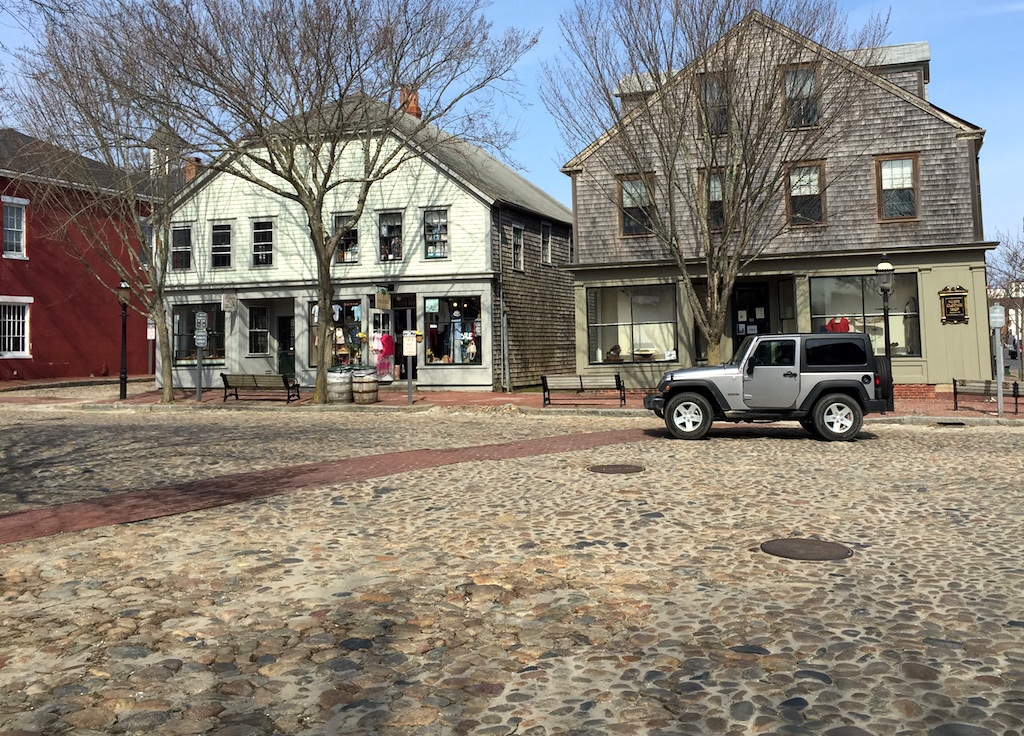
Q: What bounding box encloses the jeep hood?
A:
[663,364,738,381]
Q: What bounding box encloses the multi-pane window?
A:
[379,212,402,261]
[512,225,524,270]
[621,177,653,235]
[171,225,192,270]
[541,223,552,264]
[810,273,921,357]
[3,200,26,257]
[788,164,823,226]
[784,66,819,128]
[172,304,225,364]
[708,172,725,230]
[702,75,728,136]
[0,301,29,356]
[211,223,232,268]
[424,209,449,259]
[424,296,482,365]
[334,214,359,263]
[877,155,918,219]
[253,220,274,266]
[587,284,677,364]
[248,304,269,354]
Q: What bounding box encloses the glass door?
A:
[370,308,394,380]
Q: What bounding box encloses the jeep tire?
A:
[665,392,713,440]
[812,393,863,441]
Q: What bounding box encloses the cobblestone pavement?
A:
[2,398,1024,736]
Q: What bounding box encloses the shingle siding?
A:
[491,206,575,388]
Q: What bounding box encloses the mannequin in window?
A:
[826,316,849,333]
[451,308,463,364]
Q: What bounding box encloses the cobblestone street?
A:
[2,399,1024,736]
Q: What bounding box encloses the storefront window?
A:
[425,296,482,365]
[172,304,225,364]
[810,273,920,357]
[308,300,363,367]
[587,284,677,363]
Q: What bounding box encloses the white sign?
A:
[195,329,208,348]
[990,304,1006,329]
[403,330,417,355]
[195,311,208,330]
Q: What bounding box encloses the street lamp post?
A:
[875,255,894,412]
[118,280,131,400]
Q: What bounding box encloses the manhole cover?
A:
[588,464,645,474]
[760,538,853,561]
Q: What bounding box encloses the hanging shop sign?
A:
[939,286,969,325]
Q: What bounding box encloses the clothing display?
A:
[826,316,850,333]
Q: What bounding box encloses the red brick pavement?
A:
[0,428,658,546]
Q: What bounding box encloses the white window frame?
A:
[424,208,449,259]
[512,225,524,271]
[252,220,274,267]
[3,196,29,260]
[334,214,359,263]
[211,222,233,269]
[0,296,32,358]
[248,304,270,355]
[540,223,552,264]
[171,224,193,270]
[379,211,403,262]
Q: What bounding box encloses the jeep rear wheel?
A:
[665,392,713,440]
[812,393,863,441]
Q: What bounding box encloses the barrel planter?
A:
[352,370,379,404]
[326,368,353,403]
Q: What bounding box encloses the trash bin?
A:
[352,368,379,404]
[326,365,353,403]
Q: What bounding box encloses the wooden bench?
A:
[221,373,301,403]
[542,373,625,408]
[953,378,1019,414]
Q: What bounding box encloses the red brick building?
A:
[1,129,148,381]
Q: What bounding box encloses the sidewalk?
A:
[1,373,1022,420]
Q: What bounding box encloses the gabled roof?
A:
[562,12,983,173]
[174,96,571,224]
[0,128,130,192]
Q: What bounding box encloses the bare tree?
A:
[15,0,537,402]
[988,223,1024,378]
[9,53,184,401]
[543,0,888,363]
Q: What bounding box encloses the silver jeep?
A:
[643,333,891,441]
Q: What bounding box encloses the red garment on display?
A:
[826,317,850,333]
[380,333,394,356]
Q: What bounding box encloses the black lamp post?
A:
[875,254,894,411]
[118,279,130,400]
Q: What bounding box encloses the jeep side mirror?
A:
[746,360,755,375]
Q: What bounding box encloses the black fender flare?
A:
[663,381,730,417]
[798,381,872,413]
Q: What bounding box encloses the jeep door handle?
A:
[783,371,798,379]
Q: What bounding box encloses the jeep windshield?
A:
[726,336,754,365]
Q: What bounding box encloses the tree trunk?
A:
[151,301,175,403]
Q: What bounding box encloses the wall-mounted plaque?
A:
[939,286,969,324]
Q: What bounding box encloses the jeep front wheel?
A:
[665,392,713,440]
[812,393,863,441]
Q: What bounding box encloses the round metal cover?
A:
[760,538,853,561]
[588,464,645,474]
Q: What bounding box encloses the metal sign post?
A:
[991,304,1006,417]
[195,311,208,403]
[402,330,417,405]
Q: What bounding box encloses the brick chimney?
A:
[399,85,422,119]
[184,156,201,183]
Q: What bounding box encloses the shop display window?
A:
[810,273,920,357]
[172,303,225,364]
[587,284,677,363]
[425,296,482,365]
[309,299,363,367]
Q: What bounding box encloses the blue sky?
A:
[3,0,1020,240]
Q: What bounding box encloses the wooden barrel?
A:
[352,371,379,404]
[326,369,352,403]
